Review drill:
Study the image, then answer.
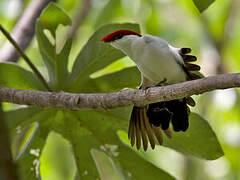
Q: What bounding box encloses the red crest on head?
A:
[101,30,141,42]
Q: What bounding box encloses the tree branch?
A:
[0,0,55,63]
[67,0,91,38]
[0,73,239,110]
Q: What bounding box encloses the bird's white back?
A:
[111,34,187,87]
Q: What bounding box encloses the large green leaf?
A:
[36,22,55,84]
[163,113,224,160]
[63,112,100,179]
[74,66,140,93]
[5,106,43,162]
[11,122,39,161]
[92,67,140,92]
[36,3,72,90]
[90,149,125,180]
[6,107,78,180]
[62,110,174,180]
[192,0,215,13]
[5,107,42,130]
[17,126,47,180]
[56,38,72,89]
[40,131,76,180]
[68,23,140,92]
[0,63,45,90]
[37,3,71,36]
[5,108,56,180]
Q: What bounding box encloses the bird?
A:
[101,30,201,151]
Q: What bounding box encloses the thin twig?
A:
[0,73,239,110]
[0,25,51,91]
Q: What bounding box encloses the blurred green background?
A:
[1,0,240,179]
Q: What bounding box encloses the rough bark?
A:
[0,73,239,110]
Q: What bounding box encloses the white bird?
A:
[101,30,201,151]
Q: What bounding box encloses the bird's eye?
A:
[114,34,123,40]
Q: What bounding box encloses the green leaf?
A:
[55,38,72,89]
[163,113,224,160]
[5,108,73,179]
[75,67,140,93]
[17,126,46,180]
[36,2,72,90]
[91,149,125,180]
[68,23,140,92]
[62,109,174,180]
[40,132,76,180]
[36,23,55,84]
[62,111,100,179]
[92,67,140,92]
[192,0,215,13]
[11,122,39,161]
[0,63,45,90]
[37,2,71,36]
[5,109,56,180]
[5,107,42,130]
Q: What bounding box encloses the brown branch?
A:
[0,73,240,110]
[67,0,91,38]
[0,0,55,63]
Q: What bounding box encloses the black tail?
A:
[147,98,189,132]
[146,101,172,130]
[128,97,189,151]
[165,98,189,132]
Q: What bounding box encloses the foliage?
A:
[1,0,240,179]
[192,0,215,13]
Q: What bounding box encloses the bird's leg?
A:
[143,78,167,97]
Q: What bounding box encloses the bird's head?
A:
[101,30,141,42]
[101,30,142,50]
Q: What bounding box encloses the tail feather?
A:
[139,109,149,151]
[142,107,156,149]
[147,102,172,130]
[164,128,172,138]
[152,126,163,145]
[134,109,141,150]
[165,99,189,132]
[128,98,190,151]
[128,110,135,147]
[128,106,171,151]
